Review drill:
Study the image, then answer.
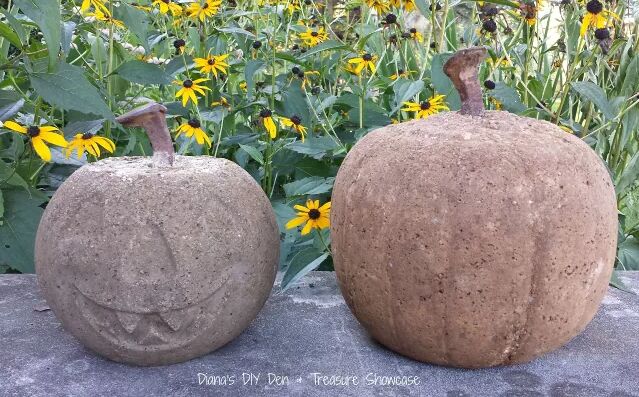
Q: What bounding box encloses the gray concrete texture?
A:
[34,156,279,365]
[1,271,639,397]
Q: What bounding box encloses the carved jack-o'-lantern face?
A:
[36,155,279,366]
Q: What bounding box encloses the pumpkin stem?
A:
[116,102,175,166]
[443,47,487,117]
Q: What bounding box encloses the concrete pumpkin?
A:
[35,103,279,366]
[330,47,617,368]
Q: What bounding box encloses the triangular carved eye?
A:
[160,306,197,332]
[116,312,142,333]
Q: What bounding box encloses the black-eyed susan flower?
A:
[194,54,229,78]
[390,68,413,80]
[65,133,115,159]
[81,0,109,14]
[239,81,248,91]
[280,115,307,142]
[176,119,212,147]
[187,0,221,22]
[88,9,125,28]
[174,78,210,107]
[517,1,538,25]
[211,97,230,108]
[408,28,423,43]
[402,95,449,119]
[299,26,328,47]
[4,121,68,162]
[348,53,378,75]
[295,69,320,90]
[286,200,331,235]
[173,38,186,54]
[153,0,182,16]
[260,108,277,139]
[580,0,615,36]
[366,0,390,14]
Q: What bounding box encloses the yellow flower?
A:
[259,108,277,139]
[295,69,320,89]
[187,0,221,22]
[408,28,423,43]
[211,97,230,108]
[580,0,616,36]
[153,0,182,16]
[403,0,416,11]
[4,121,68,162]
[81,0,109,14]
[65,133,115,159]
[390,68,413,80]
[176,119,212,147]
[402,95,449,119]
[174,78,211,107]
[88,9,125,28]
[347,53,378,75]
[286,200,331,235]
[366,0,390,14]
[280,115,307,142]
[194,54,229,78]
[284,0,302,12]
[239,81,248,91]
[489,97,503,110]
[299,26,328,47]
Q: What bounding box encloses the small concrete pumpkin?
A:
[35,103,279,366]
[331,47,617,368]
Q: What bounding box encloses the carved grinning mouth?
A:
[74,275,230,349]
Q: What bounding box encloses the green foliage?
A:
[0,0,637,289]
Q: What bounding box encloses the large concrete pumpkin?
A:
[331,47,617,368]
[35,103,279,366]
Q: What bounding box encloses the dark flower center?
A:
[173,39,185,48]
[27,126,40,137]
[188,119,201,128]
[484,80,496,90]
[297,71,305,78]
[397,68,404,74]
[410,28,417,34]
[308,208,321,219]
[208,58,215,65]
[420,101,431,110]
[483,19,497,33]
[291,66,300,74]
[586,0,603,14]
[291,115,301,125]
[311,31,319,37]
[362,53,372,61]
[162,0,170,4]
[260,108,272,118]
[595,28,610,40]
[252,40,262,49]
[385,13,397,24]
[183,79,193,88]
[203,3,209,9]
[82,132,94,140]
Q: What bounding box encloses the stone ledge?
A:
[1,272,638,397]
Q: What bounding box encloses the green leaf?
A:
[29,61,114,120]
[618,236,639,270]
[114,60,172,85]
[286,135,338,160]
[0,90,25,121]
[609,270,634,293]
[0,21,22,48]
[0,8,26,48]
[244,59,265,99]
[239,143,264,165]
[15,0,61,69]
[392,79,424,114]
[281,248,329,290]
[0,161,28,190]
[571,81,616,121]
[0,188,47,273]
[299,40,349,59]
[491,82,526,113]
[283,176,335,197]
[615,150,639,197]
[0,189,4,224]
[115,4,152,53]
[431,53,461,110]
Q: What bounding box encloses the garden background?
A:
[0,0,638,290]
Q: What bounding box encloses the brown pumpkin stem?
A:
[443,47,487,116]
[116,102,175,166]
